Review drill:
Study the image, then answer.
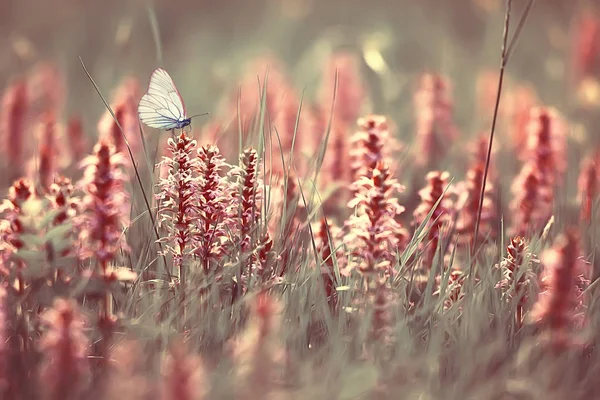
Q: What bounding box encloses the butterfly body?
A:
[138,68,196,131]
[174,117,192,129]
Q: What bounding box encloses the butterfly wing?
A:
[138,94,182,130]
[138,68,187,130]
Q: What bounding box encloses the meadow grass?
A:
[0,1,600,399]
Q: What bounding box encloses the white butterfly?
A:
[138,68,206,131]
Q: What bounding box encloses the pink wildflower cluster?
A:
[350,115,402,185]
[38,298,90,400]
[413,171,454,271]
[157,133,201,272]
[413,73,458,168]
[577,155,599,222]
[511,107,566,236]
[496,236,538,325]
[97,78,142,156]
[78,140,129,268]
[346,161,407,279]
[195,144,236,271]
[455,150,497,249]
[530,230,590,349]
[0,79,28,179]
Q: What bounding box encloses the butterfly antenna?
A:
[79,56,171,281]
[189,112,210,120]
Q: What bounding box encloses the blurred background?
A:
[0,0,584,135]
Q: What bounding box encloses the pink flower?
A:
[156,133,200,270]
[510,163,552,236]
[1,79,28,177]
[318,51,366,130]
[346,161,407,278]
[455,161,497,248]
[194,144,236,272]
[413,171,454,271]
[496,236,538,325]
[66,116,88,163]
[38,298,90,400]
[530,229,590,349]
[78,140,129,267]
[161,341,207,400]
[413,73,458,167]
[577,155,599,222]
[97,78,141,156]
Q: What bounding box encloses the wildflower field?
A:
[1,0,600,399]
